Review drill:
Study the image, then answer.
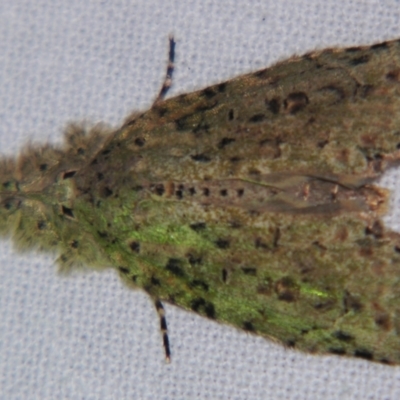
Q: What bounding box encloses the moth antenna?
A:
[153,36,175,106]
[122,36,175,126]
[154,299,171,363]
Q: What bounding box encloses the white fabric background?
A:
[1,1,400,399]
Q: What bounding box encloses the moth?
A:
[2,37,400,365]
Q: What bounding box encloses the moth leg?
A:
[152,35,175,106]
[154,298,171,362]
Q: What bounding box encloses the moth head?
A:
[0,192,58,250]
[0,122,116,273]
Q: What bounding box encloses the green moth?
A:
[2,37,400,365]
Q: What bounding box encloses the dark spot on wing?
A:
[241,267,257,276]
[345,46,362,53]
[243,321,255,332]
[165,258,185,277]
[254,238,269,250]
[97,172,104,181]
[100,186,113,198]
[129,241,140,253]
[118,266,129,274]
[349,54,370,66]
[275,277,300,302]
[329,348,346,356]
[63,170,76,179]
[253,69,269,79]
[370,41,389,50]
[151,276,161,286]
[37,220,46,230]
[187,253,203,266]
[175,115,189,130]
[217,82,226,92]
[190,297,216,318]
[374,311,391,330]
[151,183,165,196]
[2,181,13,189]
[343,290,363,313]
[365,220,384,239]
[222,268,228,283]
[313,299,336,311]
[354,349,374,361]
[215,239,230,249]
[190,222,206,232]
[284,92,309,114]
[217,137,236,149]
[202,87,218,98]
[273,228,280,247]
[61,205,74,218]
[134,137,146,147]
[156,106,168,117]
[195,101,218,113]
[175,189,183,199]
[286,339,296,347]
[358,84,374,98]
[267,97,280,114]
[191,153,211,162]
[249,113,266,123]
[317,140,329,149]
[312,241,327,251]
[386,69,400,82]
[332,330,354,342]
[228,109,234,120]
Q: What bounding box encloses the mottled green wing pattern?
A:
[2,38,400,364]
